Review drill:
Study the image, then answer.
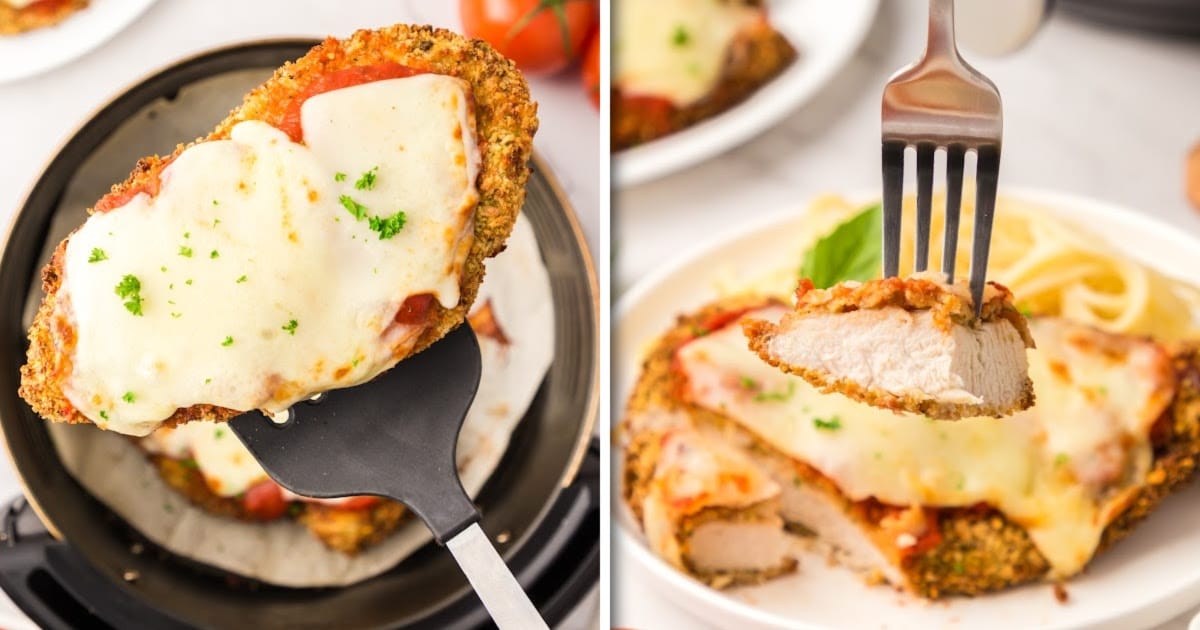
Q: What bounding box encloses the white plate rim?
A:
[0,0,158,84]
[614,0,880,187]
[614,187,1200,630]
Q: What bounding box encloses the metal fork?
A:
[881,0,1002,315]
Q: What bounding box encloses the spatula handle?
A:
[445,522,549,630]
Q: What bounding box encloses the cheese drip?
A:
[615,0,760,107]
[677,310,1170,577]
[59,74,481,435]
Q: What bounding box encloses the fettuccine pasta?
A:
[802,193,1200,341]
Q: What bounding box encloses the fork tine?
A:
[881,140,905,278]
[914,144,935,272]
[969,144,1001,316]
[942,144,965,279]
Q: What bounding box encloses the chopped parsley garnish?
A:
[739,376,758,390]
[212,200,219,206]
[185,279,193,285]
[114,275,144,316]
[171,312,182,319]
[209,249,220,259]
[214,427,226,439]
[88,248,108,263]
[340,194,407,239]
[351,357,362,367]
[1054,453,1070,467]
[99,410,109,420]
[354,166,379,191]
[1019,305,1034,318]
[122,391,136,403]
[178,245,193,258]
[334,172,347,182]
[367,210,407,240]
[204,378,212,384]
[213,218,221,227]
[181,458,199,470]
[160,266,167,273]
[288,503,304,517]
[221,336,234,347]
[754,381,796,402]
[339,195,368,220]
[952,561,965,575]
[671,25,690,46]
[236,275,247,283]
[183,232,190,239]
[282,319,298,335]
[813,416,842,431]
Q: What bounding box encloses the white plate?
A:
[0,0,157,84]
[615,0,879,187]
[614,188,1200,630]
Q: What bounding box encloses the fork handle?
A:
[926,0,959,56]
[446,523,550,630]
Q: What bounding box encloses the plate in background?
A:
[615,0,879,188]
[0,0,157,84]
[614,188,1200,629]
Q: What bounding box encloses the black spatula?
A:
[229,325,548,629]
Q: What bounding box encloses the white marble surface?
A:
[0,1,597,627]
[614,1,1200,629]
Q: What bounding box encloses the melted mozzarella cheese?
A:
[615,0,761,107]
[4,0,38,9]
[59,74,480,435]
[142,422,267,497]
[677,310,1172,577]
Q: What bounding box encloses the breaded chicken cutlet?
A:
[622,296,1200,597]
[612,0,796,150]
[0,0,87,36]
[150,452,407,554]
[20,24,538,436]
[745,272,1036,420]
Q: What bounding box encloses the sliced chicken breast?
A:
[624,409,796,587]
[744,272,1036,419]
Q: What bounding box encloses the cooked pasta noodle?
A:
[802,193,1200,341]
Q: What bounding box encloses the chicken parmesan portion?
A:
[20,25,537,436]
[623,297,1200,596]
[0,0,87,36]
[744,272,1036,420]
[624,408,796,586]
[142,420,402,553]
[612,0,796,149]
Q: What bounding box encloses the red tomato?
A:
[394,293,435,326]
[242,481,288,520]
[460,0,598,75]
[581,28,600,109]
[279,63,424,142]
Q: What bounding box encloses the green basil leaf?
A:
[798,204,882,288]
